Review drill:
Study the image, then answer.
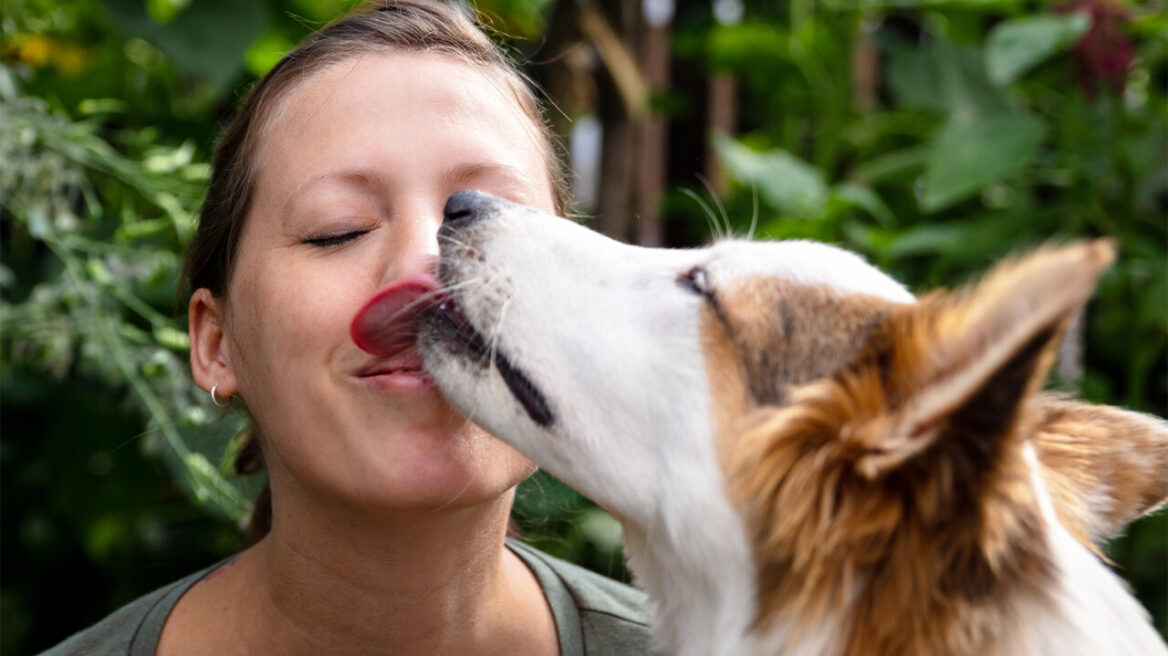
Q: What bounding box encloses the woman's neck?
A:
[160,486,557,656]
[263,489,522,652]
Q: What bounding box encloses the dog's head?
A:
[360,193,1127,519]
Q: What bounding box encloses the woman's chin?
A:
[346,427,535,513]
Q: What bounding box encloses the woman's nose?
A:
[378,200,442,284]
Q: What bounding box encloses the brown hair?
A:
[183,0,570,541]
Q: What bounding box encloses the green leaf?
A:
[475,0,556,39]
[115,217,171,242]
[145,0,192,24]
[985,12,1091,86]
[184,452,251,518]
[1140,267,1168,332]
[86,257,114,286]
[886,43,947,113]
[153,326,190,351]
[821,0,1009,8]
[245,29,296,78]
[513,471,585,520]
[882,222,977,257]
[77,98,128,115]
[920,114,1047,212]
[857,145,932,185]
[887,40,1005,120]
[831,182,896,227]
[84,514,129,561]
[706,22,788,71]
[142,141,195,174]
[577,508,623,555]
[713,135,828,217]
[287,0,363,22]
[104,0,266,92]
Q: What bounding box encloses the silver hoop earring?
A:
[210,384,233,409]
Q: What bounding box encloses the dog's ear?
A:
[846,240,1116,479]
[1031,396,1168,547]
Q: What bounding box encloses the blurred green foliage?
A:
[1,0,1164,653]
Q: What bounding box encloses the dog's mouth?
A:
[425,296,487,358]
[353,279,555,427]
[424,297,555,427]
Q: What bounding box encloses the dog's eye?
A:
[678,266,712,296]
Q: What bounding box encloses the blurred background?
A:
[1,0,1164,652]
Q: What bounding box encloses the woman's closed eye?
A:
[302,229,370,248]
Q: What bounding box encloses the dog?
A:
[353,190,1168,656]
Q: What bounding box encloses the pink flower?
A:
[1054,0,1136,99]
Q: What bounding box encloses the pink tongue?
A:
[351,273,443,356]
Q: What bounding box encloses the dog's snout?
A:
[443,189,490,226]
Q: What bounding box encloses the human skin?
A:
[171,52,559,655]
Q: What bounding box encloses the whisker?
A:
[437,232,483,255]
[488,293,515,372]
[369,286,455,324]
[696,173,732,238]
[471,266,511,371]
[436,277,486,296]
[748,185,760,241]
[680,187,725,241]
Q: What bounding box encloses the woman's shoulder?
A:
[508,539,648,622]
[506,538,656,655]
[36,561,224,656]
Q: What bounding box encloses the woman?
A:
[41,2,651,654]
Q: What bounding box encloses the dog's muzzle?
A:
[420,190,557,427]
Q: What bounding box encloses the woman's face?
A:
[208,52,553,513]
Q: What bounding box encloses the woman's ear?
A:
[189,288,238,397]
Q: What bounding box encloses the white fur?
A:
[1017,443,1168,656]
[704,239,913,305]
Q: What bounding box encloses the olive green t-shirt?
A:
[39,539,653,655]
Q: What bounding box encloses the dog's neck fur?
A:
[620,471,758,656]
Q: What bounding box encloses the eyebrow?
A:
[280,162,534,217]
[443,162,534,194]
[281,168,387,218]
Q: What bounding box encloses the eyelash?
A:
[303,230,368,248]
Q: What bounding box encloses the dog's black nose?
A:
[443,190,489,226]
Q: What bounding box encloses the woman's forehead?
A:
[251,51,551,209]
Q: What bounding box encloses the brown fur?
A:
[708,280,894,406]
[703,241,1166,655]
[1032,397,1168,548]
[728,299,1058,656]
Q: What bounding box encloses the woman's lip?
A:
[359,354,429,375]
[357,350,426,377]
[362,367,424,376]
[356,369,436,391]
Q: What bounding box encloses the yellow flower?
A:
[17,34,53,68]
